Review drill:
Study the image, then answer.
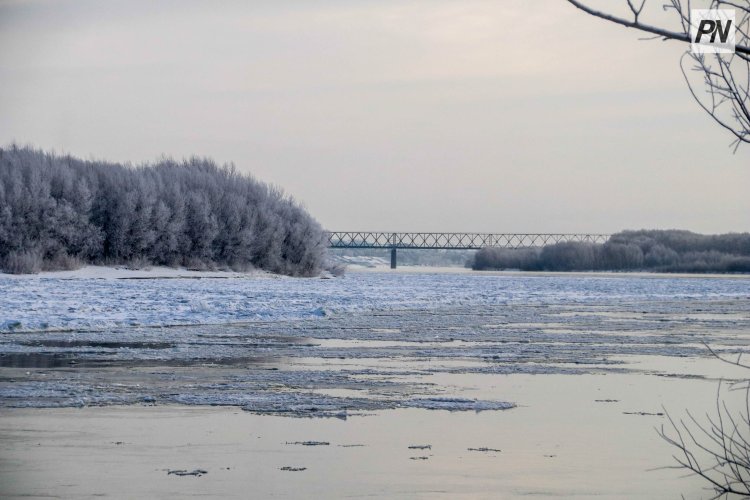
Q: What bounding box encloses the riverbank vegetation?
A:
[0,146,328,276]
[471,230,750,273]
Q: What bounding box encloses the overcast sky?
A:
[1,0,747,233]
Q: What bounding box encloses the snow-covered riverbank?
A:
[0,265,273,281]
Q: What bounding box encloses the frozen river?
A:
[1,268,749,498]
[0,268,748,412]
[1,267,748,332]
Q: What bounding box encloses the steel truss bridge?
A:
[327,232,610,268]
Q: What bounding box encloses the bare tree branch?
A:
[566,0,750,53]
[658,345,750,496]
[566,0,750,146]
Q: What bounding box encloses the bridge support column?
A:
[390,247,397,269]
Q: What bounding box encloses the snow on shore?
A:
[0,265,272,280]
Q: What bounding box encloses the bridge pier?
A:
[390,247,397,269]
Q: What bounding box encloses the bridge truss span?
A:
[327,231,610,269]
[327,232,610,250]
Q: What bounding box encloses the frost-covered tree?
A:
[0,145,328,276]
[472,229,750,272]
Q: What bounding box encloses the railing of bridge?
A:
[327,232,610,249]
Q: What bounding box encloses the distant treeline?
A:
[471,230,750,273]
[0,146,328,276]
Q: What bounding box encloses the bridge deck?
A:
[327,232,609,250]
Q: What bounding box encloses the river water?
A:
[1,268,749,498]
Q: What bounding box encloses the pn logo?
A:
[691,9,735,53]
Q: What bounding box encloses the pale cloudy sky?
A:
[0,0,747,233]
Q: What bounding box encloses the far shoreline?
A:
[0,265,281,280]
[346,264,750,279]
[1,263,748,281]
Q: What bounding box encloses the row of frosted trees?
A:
[0,146,328,276]
[472,230,750,273]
